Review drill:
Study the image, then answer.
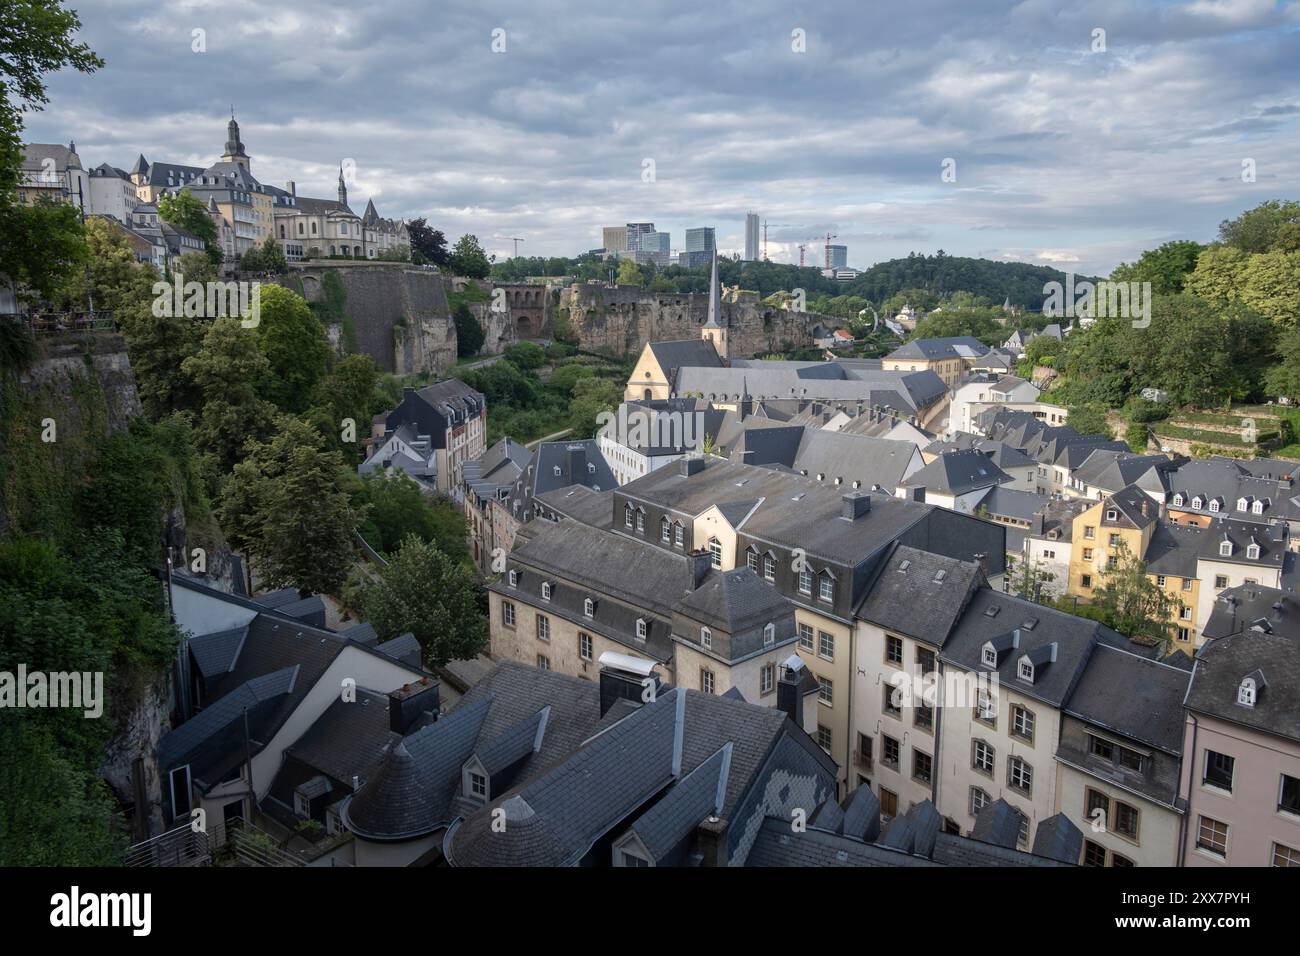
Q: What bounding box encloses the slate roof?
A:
[1202,584,1300,642]
[854,545,983,645]
[462,437,531,504]
[675,365,947,413]
[886,336,990,361]
[1196,516,1291,571]
[646,339,723,382]
[1143,521,1204,580]
[508,440,616,516]
[375,632,422,668]
[445,684,836,867]
[1168,458,1300,524]
[187,625,248,679]
[746,797,1074,867]
[625,743,731,864]
[281,687,395,786]
[675,566,792,635]
[1185,631,1300,742]
[899,449,1012,495]
[788,431,921,493]
[343,662,603,840]
[533,485,614,530]
[940,588,1134,708]
[1063,645,1190,754]
[1072,451,1179,494]
[978,486,1048,522]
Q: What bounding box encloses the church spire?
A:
[222,110,249,169]
[337,165,347,207]
[704,249,722,328]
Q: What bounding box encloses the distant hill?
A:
[837,252,1101,311]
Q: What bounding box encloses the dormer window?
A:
[1018,658,1034,683]
[553,465,561,477]
[700,626,711,648]
[1192,496,1203,509]
[674,522,684,547]
[1246,543,1261,560]
[1209,499,1220,513]
[763,623,775,646]
[1219,541,1233,558]
[624,504,634,528]
[636,618,647,641]
[1237,498,1249,512]
[1106,509,1117,521]
[981,643,997,668]
[1253,500,1265,515]
[468,771,487,799]
[1173,494,1184,506]
[508,569,518,588]
[1238,677,1256,707]
[819,574,834,603]
[541,582,553,601]
[584,597,594,618]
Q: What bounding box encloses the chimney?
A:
[687,548,711,590]
[776,656,813,731]
[597,654,659,716]
[1030,511,1045,536]
[285,180,296,196]
[695,815,728,867]
[841,491,871,520]
[388,677,439,734]
[680,457,705,477]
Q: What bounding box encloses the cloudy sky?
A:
[26,0,1300,274]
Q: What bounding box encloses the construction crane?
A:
[762,221,797,262]
[494,235,525,258]
[823,233,838,271]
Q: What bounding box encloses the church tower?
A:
[337,166,348,207]
[700,249,728,361]
[221,110,250,170]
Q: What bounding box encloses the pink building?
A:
[1179,620,1300,867]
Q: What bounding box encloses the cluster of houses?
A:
[18,115,408,272]
[141,248,1300,869]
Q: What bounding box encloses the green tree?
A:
[0,1,101,295]
[1089,541,1181,652]
[218,417,362,595]
[360,534,486,667]
[182,316,277,471]
[238,235,287,273]
[1239,250,1300,327]
[448,234,492,279]
[454,302,485,357]
[406,218,448,266]
[354,473,469,561]
[1066,403,1112,438]
[1218,200,1300,254]
[157,188,220,264]
[616,258,643,287]
[1265,328,1300,402]
[1184,245,1249,302]
[254,284,329,412]
[1110,240,1203,295]
[503,341,546,370]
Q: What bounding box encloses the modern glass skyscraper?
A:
[828,244,848,269]
[685,227,715,253]
[744,213,760,261]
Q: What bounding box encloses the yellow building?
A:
[883,337,989,390]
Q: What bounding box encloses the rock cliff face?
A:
[18,331,142,429]
[559,284,819,358]
[284,264,458,375]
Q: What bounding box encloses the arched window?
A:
[763,623,775,646]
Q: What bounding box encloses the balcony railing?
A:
[6,311,116,334]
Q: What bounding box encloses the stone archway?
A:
[515,314,532,337]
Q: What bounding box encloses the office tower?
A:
[744,212,760,261]
[828,244,848,269]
